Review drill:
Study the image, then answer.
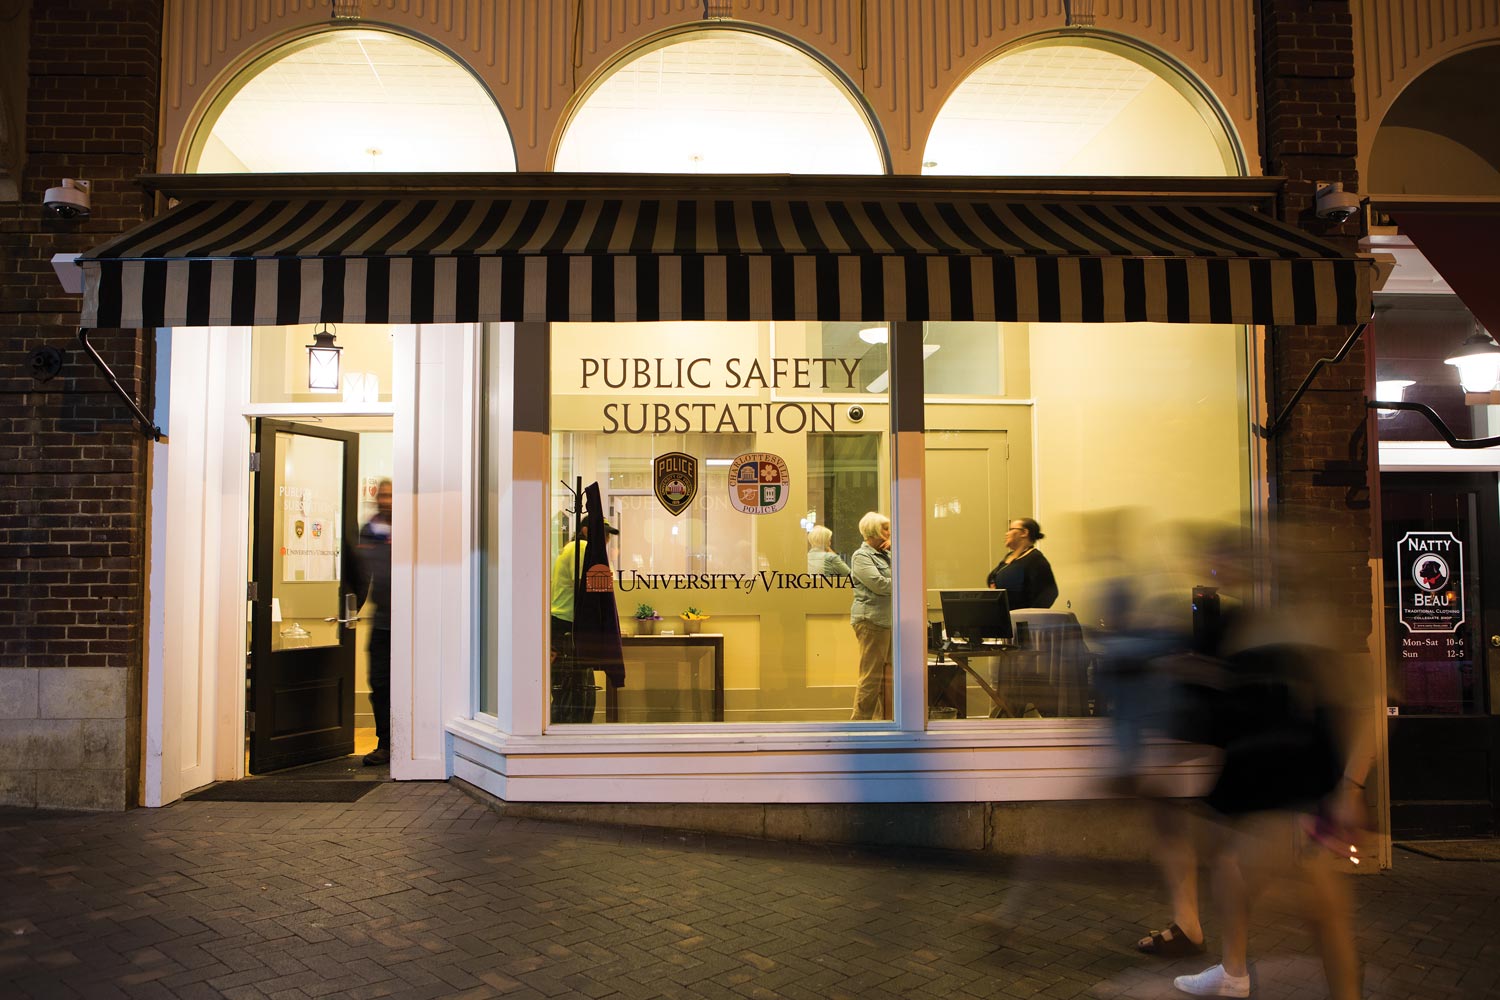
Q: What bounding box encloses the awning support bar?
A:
[1363,401,1500,449]
[1260,317,1499,448]
[1260,321,1369,440]
[77,327,162,441]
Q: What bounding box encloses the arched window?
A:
[555,30,883,174]
[1369,46,1500,196]
[924,38,1239,177]
[189,29,515,173]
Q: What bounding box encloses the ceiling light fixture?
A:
[1443,324,1500,394]
[858,326,888,345]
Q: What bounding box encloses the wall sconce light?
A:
[1443,324,1500,394]
[1374,379,1414,417]
[306,324,342,392]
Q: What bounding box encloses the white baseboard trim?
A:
[446,717,1217,804]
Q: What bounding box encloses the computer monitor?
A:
[939,589,1014,645]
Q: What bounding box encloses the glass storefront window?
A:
[549,322,891,724]
[923,322,1252,722]
[250,325,394,406]
[1374,295,1492,442]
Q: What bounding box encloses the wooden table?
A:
[606,633,725,723]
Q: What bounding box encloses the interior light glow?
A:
[306,326,342,392]
[858,326,888,344]
[1374,379,1414,417]
[1444,326,1500,393]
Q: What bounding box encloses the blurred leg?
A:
[1154,803,1204,945]
[1212,845,1250,979]
[1304,853,1360,1000]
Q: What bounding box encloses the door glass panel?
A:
[1383,484,1485,715]
[271,431,346,651]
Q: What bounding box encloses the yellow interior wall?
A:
[251,325,396,404]
[1028,322,1249,627]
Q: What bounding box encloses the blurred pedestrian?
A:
[354,479,392,766]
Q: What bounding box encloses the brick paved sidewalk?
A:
[2,779,1497,1000]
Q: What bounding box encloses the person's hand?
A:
[1327,781,1368,835]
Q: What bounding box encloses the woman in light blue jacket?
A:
[849,511,892,720]
[806,525,851,577]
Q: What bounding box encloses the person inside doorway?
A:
[355,479,393,765]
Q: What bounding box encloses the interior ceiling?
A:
[552,33,883,173]
[202,32,1175,177]
[201,32,516,173]
[939,46,1154,126]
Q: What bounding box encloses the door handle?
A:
[324,592,362,629]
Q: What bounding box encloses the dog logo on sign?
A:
[727,452,790,515]
[654,452,698,516]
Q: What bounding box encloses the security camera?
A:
[43,179,91,220]
[1314,182,1359,224]
[847,404,865,422]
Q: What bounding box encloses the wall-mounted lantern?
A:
[1374,380,1414,418]
[1443,324,1500,395]
[306,324,342,392]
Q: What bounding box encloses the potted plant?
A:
[633,602,661,636]
[679,606,710,634]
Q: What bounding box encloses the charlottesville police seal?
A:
[728,452,790,515]
[654,452,698,516]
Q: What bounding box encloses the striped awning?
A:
[80,184,1372,328]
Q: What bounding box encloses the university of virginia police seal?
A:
[728,452,790,515]
[654,452,698,516]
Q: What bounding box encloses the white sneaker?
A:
[1174,964,1250,997]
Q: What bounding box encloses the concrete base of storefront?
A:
[453,776,1162,860]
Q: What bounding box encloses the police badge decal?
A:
[728,452,790,515]
[654,452,698,516]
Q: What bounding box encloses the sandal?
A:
[1135,922,1204,958]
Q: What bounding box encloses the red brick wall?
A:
[0,1,161,810]
[1258,0,1372,650]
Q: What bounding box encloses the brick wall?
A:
[1258,0,1372,650]
[0,0,161,810]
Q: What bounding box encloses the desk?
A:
[929,645,1042,719]
[606,634,725,723]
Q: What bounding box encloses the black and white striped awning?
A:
[80,181,1372,328]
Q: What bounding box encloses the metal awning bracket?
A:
[77,327,162,441]
[1261,317,1499,448]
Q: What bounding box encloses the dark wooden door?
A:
[1382,472,1500,838]
[249,419,360,774]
